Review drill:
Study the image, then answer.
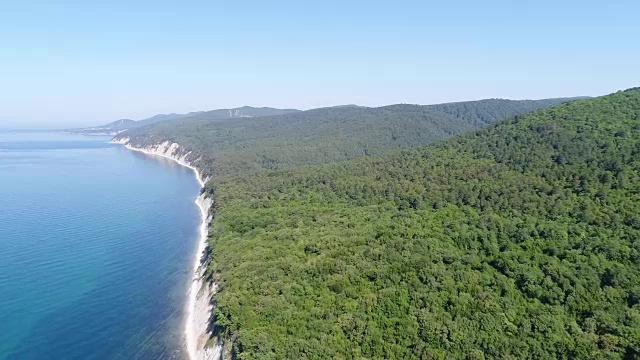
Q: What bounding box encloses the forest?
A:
[119,92,640,358]
[120,98,579,179]
[204,90,639,359]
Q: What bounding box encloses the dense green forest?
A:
[119,98,578,179]
[196,90,640,359]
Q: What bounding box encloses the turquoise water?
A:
[0,131,201,359]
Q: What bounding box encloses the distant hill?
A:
[323,104,369,109]
[69,106,299,135]
[71,118,138,135]
[68,112,202,135]
[117,97,584,178]
[182,106,301,122]
[134,112,205,127]
[425,97,590,124]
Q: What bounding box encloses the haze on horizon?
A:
[2,0,638,128]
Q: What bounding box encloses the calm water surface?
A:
[0,131,201,359]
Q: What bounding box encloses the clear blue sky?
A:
[2,0,639,128]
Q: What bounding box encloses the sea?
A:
[0,130,202,359]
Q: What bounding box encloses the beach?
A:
[112,138,221,360]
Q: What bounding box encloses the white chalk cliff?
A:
[112,137,222,360]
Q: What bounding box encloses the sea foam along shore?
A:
[112,137,222,360]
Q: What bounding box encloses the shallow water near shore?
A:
[0,131,201,359]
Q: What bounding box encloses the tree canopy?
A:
[118,98,579,179]
[202,91,640,359]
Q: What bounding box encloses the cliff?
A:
[111,137,222,360]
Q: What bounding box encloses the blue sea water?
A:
[0,131,202,359]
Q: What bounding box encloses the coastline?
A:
[111,138,221,360]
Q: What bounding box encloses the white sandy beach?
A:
[113,138,221,360]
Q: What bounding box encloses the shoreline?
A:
[112,139,221,360]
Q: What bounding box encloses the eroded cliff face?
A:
[191,193,221,360]
[113,139,204,182]
[111,136,130,145]
[111,137,223,360]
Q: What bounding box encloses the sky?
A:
[1,0,639,128]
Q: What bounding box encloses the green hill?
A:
[202,90,640,359]
[181,105,300,121]
[69,112,202,135]
[71,106,298,135]
[117,97,579,179]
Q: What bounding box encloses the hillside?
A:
[117,97,579,178]
[182,105,300,121]
[68,118,137,135]
[68,112,201,135]
[199,89,640,359]
[427,98,589,125]
[70,106,298,135]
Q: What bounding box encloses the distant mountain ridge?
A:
[69,112,203,135]
[69,106,300,135]
[181,106,301,122]
[116,96,586,180]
